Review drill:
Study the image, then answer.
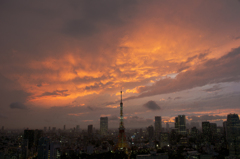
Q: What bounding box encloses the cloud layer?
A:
[0,0,240,128]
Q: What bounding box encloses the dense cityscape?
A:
[1,1,240,159]
[1,93,240,159]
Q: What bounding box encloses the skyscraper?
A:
[100,117,108,135]
[191,127,199,137]
[226,113,240,156]
[202,121,211,142]
[44,127,47,132]
[155,116,161,139]
[38,137,50,159]
[76,125,80,132]
[23,130,35,150]
[202,122,210,134]
[63,125,66,131]
[34,129,43,151]
[177,115,186,135]
[88,125,93,135]
[166,122,169,132]
[147,125,154,141]
[175,117,178,129]
[210,123,217,136]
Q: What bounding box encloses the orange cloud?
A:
[68,112,88,116]
[106,105,118,108]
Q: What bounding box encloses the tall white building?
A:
[100,117,108,135]
[155,116,162,139]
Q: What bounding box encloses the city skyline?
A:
[1,1,240,129]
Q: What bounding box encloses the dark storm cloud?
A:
[143,101,161,110]
[188,115,226,122]
[9,102,27,110]
[63,0,137,38]
[39,90,69,97]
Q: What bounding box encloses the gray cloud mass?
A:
[143,101,161,110]
[9,102,27,110]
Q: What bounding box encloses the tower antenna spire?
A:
[120,89,122,103]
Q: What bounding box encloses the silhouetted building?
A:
[44,127,47,132]
[22,139,28,158]
[52,127,56,132]
[175,117,178,130]
[202,122,210,133]
[210,123,217,136]
[155,116,161,139]
[177,115,186,135]
[24,130,35,150]
[88,125,93,135]
[38,137,50,159]
[76,125,80,132]
[226,113,240,156]
[160,132,169,148]
[191,127,199,137]
[100,117,108,135]
[147,125,154,141]
[50,142,61,159]
[217,126,224,135]
[34,130,43,151]
[166,123,169,132]
[63,125,66,130]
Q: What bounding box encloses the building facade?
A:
[100,117,108,135]
[177,115,186,135]
[155,116,162,139]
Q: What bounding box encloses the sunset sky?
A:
[1,0,240,129]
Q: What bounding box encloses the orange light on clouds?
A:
[68,113,88,116]
[106,105,118,108]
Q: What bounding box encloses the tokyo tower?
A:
[114,91,129,151]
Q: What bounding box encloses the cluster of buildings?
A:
[0,113,240,158]
[0,92,240,159]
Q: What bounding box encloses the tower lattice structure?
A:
[115,91,129,150]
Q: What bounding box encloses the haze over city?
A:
[1,0,240,130]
